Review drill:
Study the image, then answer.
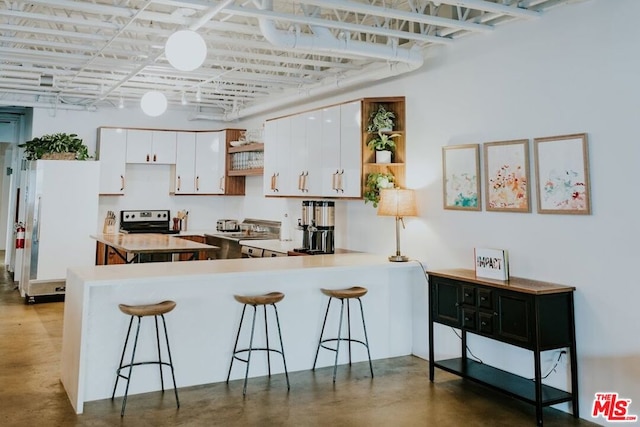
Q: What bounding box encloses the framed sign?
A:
[442,144,481,211]
[534,133,591,215]
[483,139,530,213]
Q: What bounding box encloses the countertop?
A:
[92,233,218,253]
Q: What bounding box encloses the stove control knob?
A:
[125,214,129,219]
[162,213,167,218]
[131,214,135,219]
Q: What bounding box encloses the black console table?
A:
[427,269,578,426]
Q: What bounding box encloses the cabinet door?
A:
[292,110,322,195]
[321,105,342,196]
[151,130,177,164]
[431,278,462,328]
[338,100,362,197]
[495,291,533,347]
[125,129,153,163]
[290,113,307,195]
[263,117,292,195]
[174,132,196,194]
[97,128,127,195]
[194,132,224,194]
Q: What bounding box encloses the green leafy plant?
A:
[366,105,396,133]
[18,133,91,160]
[367,131,401,152]
[364,172,395,207]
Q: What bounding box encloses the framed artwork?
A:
[442,144,481,211]
[533,133,591,215]
[483,139,530,213]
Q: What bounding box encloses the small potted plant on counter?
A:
[364,172,395,208]
[366,105,396,133]
[367,131,400,163]
[19,132,91,160]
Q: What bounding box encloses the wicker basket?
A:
[41,152,77,160]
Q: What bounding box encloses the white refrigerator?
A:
[19,160,100,303]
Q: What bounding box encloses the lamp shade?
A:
[165,30,207,71]
[140,91,167,117]
[377,188,417,217]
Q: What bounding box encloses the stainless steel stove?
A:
[119,210,179,234]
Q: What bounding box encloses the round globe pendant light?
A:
[140,91,167,117]
[165,30,207,71]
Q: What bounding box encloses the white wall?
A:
[27,1,638,423]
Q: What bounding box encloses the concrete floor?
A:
[0,254,595,427]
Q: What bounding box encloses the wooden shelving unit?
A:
[361,97,406,194]
[222,128,247,195]
[227,142,264,176]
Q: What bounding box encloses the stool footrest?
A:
[319,338,369,353]
[232,348,285,364]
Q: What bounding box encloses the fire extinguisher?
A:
[15,222,25,249]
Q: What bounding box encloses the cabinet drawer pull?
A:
[146,154,150,162]
[481,321,487,326]
[153,154,157,162]
[219,176,224,191]
[338,170,344,192]
[120,175,125,191]
[177,176,181,191]
[196,176,200,191]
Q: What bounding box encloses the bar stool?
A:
[111,300,179,416]
[226,292,290,396]
[312,286,374,382]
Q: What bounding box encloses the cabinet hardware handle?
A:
[298,172,304,191]
[219,176,224,191]
[332,170,338,191]
[153,154,157,162]
[271,173,276,191]
[493,312,498,316]
[303,171,309,192]
[177,176,181,191]
[481,296,486,301]
[196,176,200,191]
[339,169,344,192]
[120,175,125,191]
[274,173,279,192]
[481,321,487,326]
[146,154,150,162]
[464,293,470,297]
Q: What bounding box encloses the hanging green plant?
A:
[18,133,91,160]
[364,172,395,208]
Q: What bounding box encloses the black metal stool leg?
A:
[112,315,134,400]
[313,296,332,370]
[154,315,165,392]
[160,314,180,408]
[358,297,374,378]
[264,305,271,377]
[121,316,142,416]
[272,303,290,390]
[243,305,258,396]
[333,298,345,383]
[347,299,352,366]
[227,304,247,383]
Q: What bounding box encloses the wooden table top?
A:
[92,233,218,254]
[426,268,575,295]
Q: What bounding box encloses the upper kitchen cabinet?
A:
[171,129,245,195]
[361,97,406,191]
[97,127,127,195]
[263,99,364,198]
[126,129,177,164]
[322,101,362,197]
[263,116,294,195]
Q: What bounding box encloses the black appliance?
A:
[295,200,335,255]
[119,210,180,234]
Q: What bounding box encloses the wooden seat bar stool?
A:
[312,286,374,382]
[226,292,290,396]
[111,300,180,416]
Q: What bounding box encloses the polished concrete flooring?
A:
[0,254,595,427]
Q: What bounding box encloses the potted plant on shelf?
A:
[366,105,396,133]
[367,131,400,163]
[364,172,395,208]
[18,132,91,160]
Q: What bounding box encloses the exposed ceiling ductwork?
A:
[0,0,578,120]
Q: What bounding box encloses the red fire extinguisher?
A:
[15,222,25,249]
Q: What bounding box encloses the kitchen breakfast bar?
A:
[60,253,428,414]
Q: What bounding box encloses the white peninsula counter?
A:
[61,254,428,414]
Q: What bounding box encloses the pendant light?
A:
[140,91,167,117]
[165,30,207,71]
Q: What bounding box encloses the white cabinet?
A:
[97,128,127,195]
[320,101,362,197]
[264,101,362,198]
[172,131,226,194]
[263,117,293,195]
[126,129,177,164]
[173,132,197,194]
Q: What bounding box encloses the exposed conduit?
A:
[195,0,425,122]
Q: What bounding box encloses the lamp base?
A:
[388,254,409,262]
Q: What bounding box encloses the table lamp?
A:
[377,188,417,262]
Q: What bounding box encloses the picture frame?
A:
[534,133,591,215]
[442,144,481,211]
[483,139,530,213]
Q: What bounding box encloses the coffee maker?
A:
[295,200,335,254]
